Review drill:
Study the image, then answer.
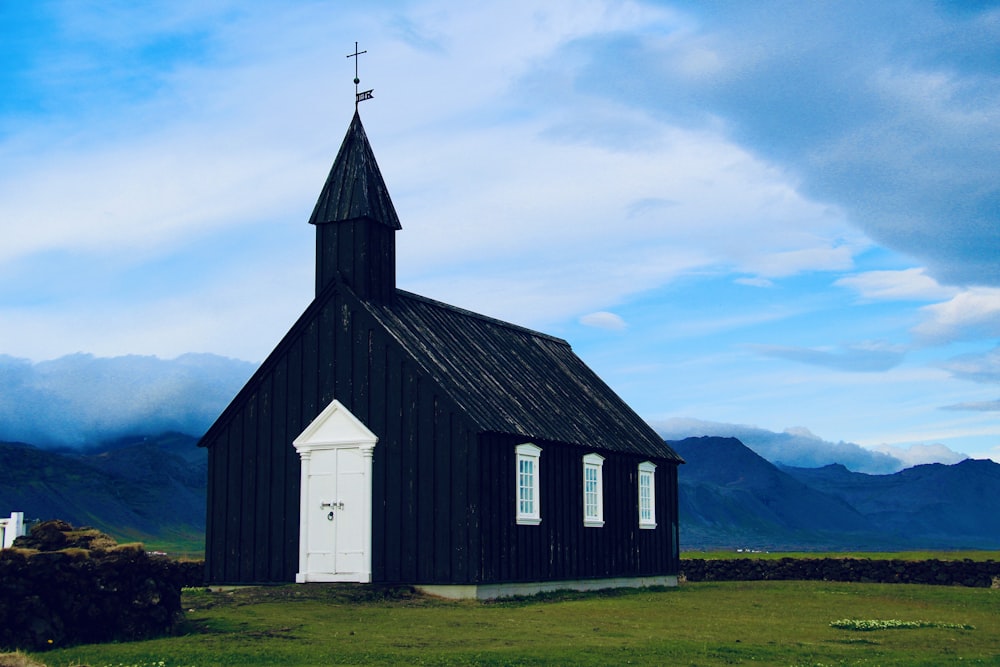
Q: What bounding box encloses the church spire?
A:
[308,110,400,230]
[309,44,399,301]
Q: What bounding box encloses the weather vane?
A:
[348,41,374,108]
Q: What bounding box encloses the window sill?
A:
[584,519,605,528]
[639,522,657,530]
[516,517,542,526]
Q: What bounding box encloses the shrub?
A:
[830,619,975,631]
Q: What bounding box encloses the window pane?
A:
[584,465,598,518]
[640,474,648,517]
[639,468,655,526]
[516,444,542,525]
[519,458,534,515]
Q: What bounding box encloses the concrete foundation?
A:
[417,575,679,600]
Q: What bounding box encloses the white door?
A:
[304,447,369,576]
[294,399,377,583]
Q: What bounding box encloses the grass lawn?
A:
[31,579,999,666]
[681,550,1000,561]
[108,531,205,561]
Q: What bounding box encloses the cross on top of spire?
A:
[347,41,374,108]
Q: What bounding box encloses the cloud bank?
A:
[0,352,980,471]
[0,353,256,447]
[656,417,968,474]
[577,2,1000,289]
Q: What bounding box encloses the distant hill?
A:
[3,432,998,555]
[779,459,1000,549]
[0,433,205,553]
[672,436,1000,551]
[672,436,876,550]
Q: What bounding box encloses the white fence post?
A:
[1,512,25,548]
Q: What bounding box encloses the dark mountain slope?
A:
[780,459,1000,548]
[671,437,877,550]
[0,433,205,547]
[3,431,996,554]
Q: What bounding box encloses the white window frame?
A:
[638,461,657,529]
[516,443,542,525]
[582,453,605,527]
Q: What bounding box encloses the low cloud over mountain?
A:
[0,352,975,471]
[656,418,967,474]
[0,353,256,447]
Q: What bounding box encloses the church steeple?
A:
[310,110,401,301]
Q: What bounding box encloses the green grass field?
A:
[30,579,999,666]
[681,550,1000,562]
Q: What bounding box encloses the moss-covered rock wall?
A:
[680,557,1000,587]
[0,521,204,652]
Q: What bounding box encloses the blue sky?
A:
[1,1,998,468]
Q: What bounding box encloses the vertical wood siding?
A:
[316,220,395,302]
[477,433,679,583]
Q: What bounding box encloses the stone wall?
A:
[680,557,1000,587]
[0,521,205,652]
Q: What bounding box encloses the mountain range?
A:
[671,436,1000,551]
[0,433,205,554]
[1,433,997,554]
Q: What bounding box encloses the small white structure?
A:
[1,512,25,549]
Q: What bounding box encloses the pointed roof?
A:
[200,276,682,463]
[366,290,683,462]
[308,110,401,229]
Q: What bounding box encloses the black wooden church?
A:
[200,108,683,598]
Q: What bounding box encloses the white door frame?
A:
[293,399,377,583]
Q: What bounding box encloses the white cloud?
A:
[734,277,774,288]
[868,442,968,468]
[0,131,314,264]
[740,244,855,279]
[750,341,906,373]
[939,347,1000,384]
[942,400,1000,412]
[580,311,627,331]
[655,417,906,473]
[383,104,869,332]
[914,288,1000,343]
[835,268,958,302]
